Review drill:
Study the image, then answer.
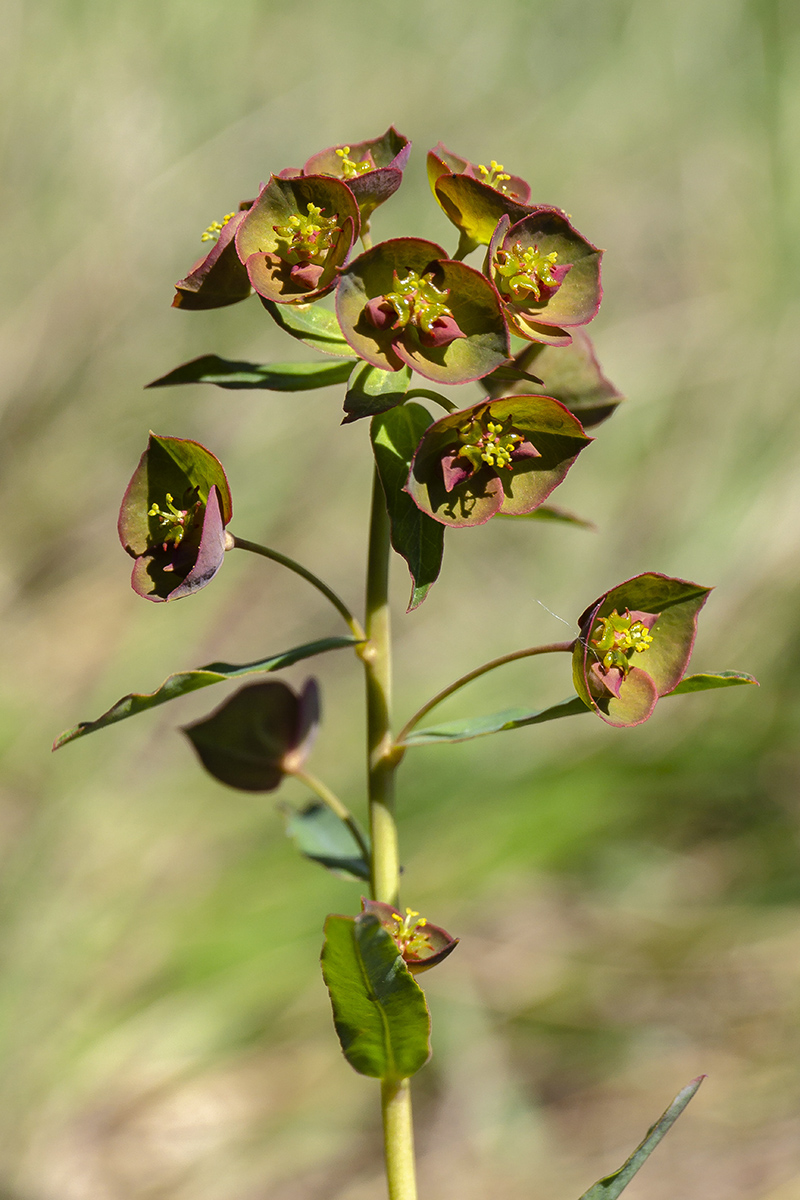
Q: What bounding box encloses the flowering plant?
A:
[57,127,758,1200]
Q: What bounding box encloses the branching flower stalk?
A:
[55,126,759,1200]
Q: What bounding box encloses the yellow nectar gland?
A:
[495,241,560,303]
[383,270,454,335]
[391,908,434,959]
[590,609,655,676]
[148,493,191,547]
[458,416,525,472]
[334,146,372,179]
[200,212,236,243]
[273,203,339,265]
[477,160,512,191]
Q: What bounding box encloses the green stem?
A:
[363,468,399,906]
[381,1079,418,1200]
[361,225,374,252]
[362,468,418,1200]
[291,768,370,863]
[395,640,575,745]
[405,388,457,414]
[232,535,366,643]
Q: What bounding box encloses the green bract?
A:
[573,573,712,727]
[118,434,233,602]
[336,237,510,385]
[487,210,603,345]
[236,175,360,304]
[427,142,533,254]
[173,205,253,310]
[183,678,320,791]
[406,395,591,528]
[300,127,411,225]
[481,330,623,428]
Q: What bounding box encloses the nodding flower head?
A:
[406,394,591,528]
[361,899,458,974]
[487,209,603,346]
[573,573,712,727]
[336,237,510,385]
[235,174,360,304]
[118,434,233,602]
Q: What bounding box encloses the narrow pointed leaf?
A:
[261,299,357,357]
[53,636,358,749]
[282,801,370,881]
[496,503,596,529]
[400,695,590,746]
[577,1077,704,1200]
[343,362,411,423]
[147,354,354,391]
[371,404,445,611]
[668,671,758,694]
[321,913,431,1080]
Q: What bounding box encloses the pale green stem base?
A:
[381,1079,418,1200]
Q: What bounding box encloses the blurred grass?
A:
[1,0,800,1197]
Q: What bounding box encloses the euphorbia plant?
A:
[55,129,758,1200]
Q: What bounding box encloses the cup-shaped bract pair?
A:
[427,143,534,255]
[361,900,459,975]
[337,237,510,385]
[574,574,712,727]
[173,204,254,310]
[236,174,361,305]
[293,126,411,226]
[184,679,320,791]
[406,395,591,528]
[119,434,233,602]
[487,212,603,346]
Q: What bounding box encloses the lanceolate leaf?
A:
[261,299,357,357]
[399,673,757,748]
[371,404,445,611]
[343,362,411,423]
[321,913,431,1080]
[53,636,358,749]
[668,670,758,694]
[282,801,370,881]
[577,1077,704,1200]
[496,503,596,530]
[146,354,354,391]
[399,696,589,747]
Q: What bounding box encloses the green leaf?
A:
[371,403,445,611]
[281,801,370,881]
[343,362,411,424]
[53,636,358,749]
[400,695,589,747]
[321,913,431,1080]
[669,671,759,694]
[398,670,758,751]
[261,299,357,357]
[146,354,354,392]
[496,503,595,530]
[577,1077,704,1200]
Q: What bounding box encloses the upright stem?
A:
[363,467,399,907]
[381,1080,418,1200]
[363,467,417,1200]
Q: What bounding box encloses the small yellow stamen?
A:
[200,212,236,243]
[335,145,372,179]
[477,160,512,190]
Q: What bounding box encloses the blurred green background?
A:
[2,1,800,1197]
